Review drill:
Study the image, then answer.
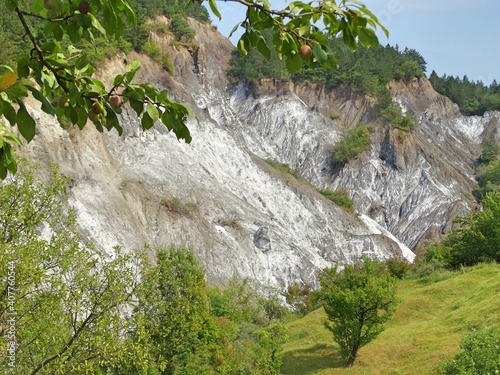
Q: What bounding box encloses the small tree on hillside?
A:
[318,257,398,367]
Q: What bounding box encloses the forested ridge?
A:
[0,0,208,65]
[2,0,500,118]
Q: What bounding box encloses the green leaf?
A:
[117,0,137,25]
[228,23,241,38]
[298,24,310,37]
[76,107,87,130]
[312,43,328,64]
[0,161,6,180]
[125,61,141,82]
[31,0,45,13]
[257,37,271,60]
[285,53,302,74]
[5,0,18,12]
[146,102,159,122]
[26,86,56,116]
[342,29,356,50]
[161,110,174,131]
[17,55,30,78]
[113,74,124,86]
[67,19,83,43]
[74,13,93,30]
[208,0,221,20]
[141,112,154,130]
[129,98,144,117]
[88,13,106,36]
[75,54,90,71]
[237,36,249,56]
[16,102,36,142]
[0,97,17,125]
[358,28,379,48]
[106,107,123,136]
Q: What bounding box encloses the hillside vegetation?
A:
[281,263,500,375]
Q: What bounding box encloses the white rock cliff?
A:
[20,19,494,289]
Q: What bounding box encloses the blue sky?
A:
[211,0,500,85]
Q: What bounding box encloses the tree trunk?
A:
[344,347,358,368]
[345,356,355,367]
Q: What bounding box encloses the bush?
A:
[478,141,500,165]
[395,60,423,82]
[438,326,500,374]
[332,124,372,164]
[169,15,195,42]
[141,42,174,74]
[380,102,416,131]
[443,192,500,268]
[284,283,318,315]
[320,188,355,213]
[265,160,306,182]
[384,256,411,279]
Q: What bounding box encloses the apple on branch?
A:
[299,45,313,61]
[78,1,90,15]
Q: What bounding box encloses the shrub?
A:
[161,197,196,215]
[332,124,372,164]
[443,192,500,268]
[320,188,355,213]
[169,15,195,42]
[329,110,342,120]
[438,326,500,374]
[384,256,411,279]
[380,102,416,131]
[478,141,500,165]
[141,41,174,74]
[265,160,305,182]
[284,283,317,315]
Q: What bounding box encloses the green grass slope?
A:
[281,263,500,375]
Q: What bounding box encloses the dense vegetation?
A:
[473,141,500,201]
[425,192,500,268]
[0,0,207,67]
[229,37,421,130]
[429,71,500,116]
[0,164,290,374]
[2,167,499,373]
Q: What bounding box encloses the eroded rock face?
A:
[19,18,493,288]
[227,75,491,250]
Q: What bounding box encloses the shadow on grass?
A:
[281,343,345,375]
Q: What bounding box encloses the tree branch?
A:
[14,6,69,92]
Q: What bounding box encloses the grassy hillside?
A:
[281,263,500,375]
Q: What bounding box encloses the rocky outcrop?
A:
[228,75,492,250]
[18,18,495,288]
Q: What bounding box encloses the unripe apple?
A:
[78,1,90,15]
[58,95,69,108]
[88,110,99,123]
[91,101,102,115]
[298,45,312,61]
[109,95,123,110]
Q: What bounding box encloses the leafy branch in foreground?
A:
[0,0,387,178]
